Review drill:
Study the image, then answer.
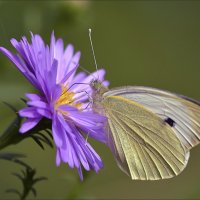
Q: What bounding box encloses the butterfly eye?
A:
[90,79,95,88]
[90,79,99,88]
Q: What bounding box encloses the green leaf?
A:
[6,188,21,198]
[30,188,37,197]
[3,101,18,114]
[34,132,53,148]
[33,176,48,184]
[12,172,24,181]
[7,161,48,200]
[29,135,45,150]
[0,152,25,160]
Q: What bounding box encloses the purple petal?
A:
[19,117,42,133]
[60,63,79,84]
[63,44,74,65]
[52,113,66,148]
[81,126,107,144]
[58,115,86,169]
[55,39,64,59]
[25,93,43,101]
[84,142,103,172]
[45,59,58,97]
[58,136,79,169]
[103,80,110,87]
[78,167,83,181]
[51,84,62,102]
[69,72,87,88]
[58,115,102,171]
[49,59,58,84]
[50,31,55,64]
[73,91,91,103]
[65,51,81,83]
[59,105,107,131]
[56,149,61,166]
[69,111,107,130]
[31,33,45,55]
[36,108,52,119]
[27,100,49,110]
[70,125,103,173]
[0,47,25,73]
[59,141,77,168]
[58,104,78,112]
[11,38,35,73]
[63,44,74,69]
[19,107,41,118]
[0,43,41,90]
[58,44,74,82]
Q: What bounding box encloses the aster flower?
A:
[0,32,109,180]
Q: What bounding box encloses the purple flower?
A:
[0,32,109,180]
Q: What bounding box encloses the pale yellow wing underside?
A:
[105,86,200,150]
[103,95,189,180]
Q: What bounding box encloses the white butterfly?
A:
[91,81,200,180]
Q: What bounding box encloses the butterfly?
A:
[90,80,200,180]
[87,28,200,180]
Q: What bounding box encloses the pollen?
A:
[55,85,82,110]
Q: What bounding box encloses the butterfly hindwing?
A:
[103,95,189,180]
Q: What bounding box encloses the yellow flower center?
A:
[54,85,82,110]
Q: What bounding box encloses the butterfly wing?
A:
[102,95,189,180]
[105,86,200,150]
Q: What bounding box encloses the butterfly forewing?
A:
[105,86,200,150]
[103,95,189,180]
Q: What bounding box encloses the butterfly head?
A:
[90,79,101,90]
[90,79,108,95]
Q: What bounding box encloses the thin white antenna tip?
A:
[88,28,99,79]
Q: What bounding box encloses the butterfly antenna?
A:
[89,28,99,80]
[79,66,92,76]
[79,66,97,82]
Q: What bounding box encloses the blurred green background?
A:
[0,0,200,199]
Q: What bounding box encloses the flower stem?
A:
[0,117,52,151]
[67,171,91,199]
[0,117,22,150]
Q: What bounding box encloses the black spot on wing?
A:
[165,117,175,127]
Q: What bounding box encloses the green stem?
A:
[0,117,51,151]
[0,117,22,150]
[21,191,28,200]
[67,182,85,200]
[67,172,91,200]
